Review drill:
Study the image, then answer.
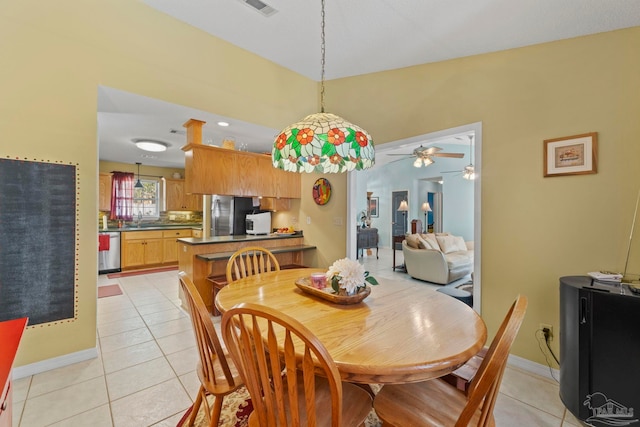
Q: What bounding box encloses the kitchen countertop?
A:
[99,223,203,232]
[178,232,303,245]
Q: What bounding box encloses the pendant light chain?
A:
[271,0,375,173]
[320,0,326,113]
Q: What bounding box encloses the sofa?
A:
[402,233,474,285]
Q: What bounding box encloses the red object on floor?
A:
[98,284,123,298]
[1,318,28,398]
[107,266,178,279]
[98,234,110,251]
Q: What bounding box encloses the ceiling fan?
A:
[442,135,476,180]
[387,145,464,168]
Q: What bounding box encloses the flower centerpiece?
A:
[326,258,378,296]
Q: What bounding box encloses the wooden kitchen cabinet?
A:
[121,231,164,269]
[260,197,291,211]
[162,229,192,263]
[183,144,300,198]
[165,179,201,211]
[98,173,111,211]
[258,154,301,199]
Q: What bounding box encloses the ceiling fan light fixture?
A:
[272,0,374,173]
[423,157,434,166]
[413,157,422,168]
[462,165,476,180]
[134,139,168,152]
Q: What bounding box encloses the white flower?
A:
[326,258,366,295]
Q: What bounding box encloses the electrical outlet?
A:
[540,323,553,341]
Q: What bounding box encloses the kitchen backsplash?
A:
[98,210,203,228]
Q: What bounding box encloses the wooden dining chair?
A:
[373,295,528,427]
[221,302,373,427]
[225,246,280,283]
[178,272,244,427]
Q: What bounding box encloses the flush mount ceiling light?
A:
[133,139,168,152]
[217,121,230,127]
[272,0,374,173]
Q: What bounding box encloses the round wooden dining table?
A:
[216,268,487,385]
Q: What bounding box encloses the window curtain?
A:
[109,172,134,220]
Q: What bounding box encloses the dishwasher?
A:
[98,232,121,274]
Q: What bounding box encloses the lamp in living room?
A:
[421,202,432,233]
[398,200,409,234]
[271,0,374,174]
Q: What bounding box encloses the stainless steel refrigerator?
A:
[211,195,256,236]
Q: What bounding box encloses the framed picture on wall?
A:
[369,197,379,217]
[544,132,598,177]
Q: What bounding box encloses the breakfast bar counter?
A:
[176,232,303,246]
[177,232,316,312]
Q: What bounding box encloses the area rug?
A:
[176,386,253,427]
[97,284,123,298]
[456,280,473,294]
[176,385,382,426]
[107,265,178,279]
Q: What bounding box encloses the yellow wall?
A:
[325,28,640,364]
[2,0,639,369]
[0,0,316,367]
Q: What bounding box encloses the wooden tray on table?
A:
[294,277,370,304]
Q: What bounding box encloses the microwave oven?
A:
[246,212,271,235]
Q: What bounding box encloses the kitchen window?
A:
[133,178,160,219]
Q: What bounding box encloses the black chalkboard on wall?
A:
[0,158,77,325]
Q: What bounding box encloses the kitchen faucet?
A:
[136,211,142,227]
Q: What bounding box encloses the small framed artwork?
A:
[369,197,379,217]
[543,132,598,177]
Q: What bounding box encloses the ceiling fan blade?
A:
[386,153,414,156]
[415,146,442,156]
[432,153,464,158]
[387,157,413,165]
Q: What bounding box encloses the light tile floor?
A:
[12,248,582,426]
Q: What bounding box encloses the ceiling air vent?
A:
[239,0,278,17]
[169,128,186,135]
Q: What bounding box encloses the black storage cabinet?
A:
[559,276,640,422]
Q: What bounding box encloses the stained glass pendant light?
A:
[272,0,375,173]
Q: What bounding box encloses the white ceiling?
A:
[142,0,640,81]
[99,1,640,169]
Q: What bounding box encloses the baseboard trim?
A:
[13,347,98,380]
[508,353,559,381]
[11,346,557,383]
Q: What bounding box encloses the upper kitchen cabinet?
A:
[165,178,202,211]
[258,154,301,199]
[183,144,300,198]
[99,173,111,211]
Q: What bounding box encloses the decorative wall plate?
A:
[312,178,331,205]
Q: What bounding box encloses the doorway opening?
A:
[347,122,482,313]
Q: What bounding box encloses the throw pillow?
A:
[436,235,467,254]
[453,235,468,252]
[416,235,434,250]
[421,233,440,250]
[405,234,421,249]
